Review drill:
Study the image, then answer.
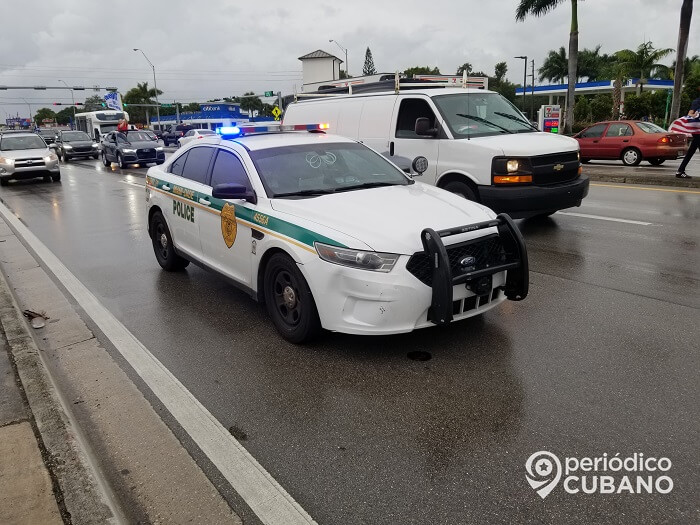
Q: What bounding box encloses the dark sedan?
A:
[101,131,165,169]
[54,130,100,161]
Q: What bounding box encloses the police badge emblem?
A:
[220,203,237,248]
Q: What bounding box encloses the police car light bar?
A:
[216,123,329,138]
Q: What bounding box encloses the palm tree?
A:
[538,47,568,83]
[516,0,579,133]
[123,82,163,124]
[615,42,673,94]
[578,45,603,81]
[671,0,693,120]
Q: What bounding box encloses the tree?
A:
[578,45,604,81]
[403,66,441,77]
[590,94,613,122]
[83,94,106,111]
[363,47,377,76]
[34,108,57,126]
[615,42,673,93]
[239,92,263,115]
[456,62,472,76]
[55,107,75,125]
[538,47,568,83]
[122,82,163,124]
[182,102,201,112]
[671,0,693,120]
[516,0,580,133]
[494,62,508,83]
[573,95,590,123]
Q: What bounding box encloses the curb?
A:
[586,172,700,189]
[0,270,116,524]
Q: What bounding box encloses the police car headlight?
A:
[315,243,399,272]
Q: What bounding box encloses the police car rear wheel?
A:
[264,253,321,343]
[150,212,189,271]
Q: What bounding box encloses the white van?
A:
[283,83,589,218]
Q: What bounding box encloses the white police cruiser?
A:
[145,123,528,342]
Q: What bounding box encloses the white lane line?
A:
[557,211,652,226]
[0,199,316,525]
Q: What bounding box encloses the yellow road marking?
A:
[591,183,700,195]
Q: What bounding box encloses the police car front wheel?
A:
[150,211,189,271]
[263,253,321,343]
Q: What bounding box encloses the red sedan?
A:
[574,120,688,166]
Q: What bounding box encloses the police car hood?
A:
[469,131,579,156]
[270,182,496,254]
[1,147,49,159]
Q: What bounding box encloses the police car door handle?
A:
[198,197,211,206]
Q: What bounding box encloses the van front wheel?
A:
[443,181,477,201]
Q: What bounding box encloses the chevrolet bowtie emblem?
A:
[553,163,564,171]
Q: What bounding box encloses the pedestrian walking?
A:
[672,87,700,179]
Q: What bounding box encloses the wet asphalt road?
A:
[0,159,698,524]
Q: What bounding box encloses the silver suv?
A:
[0,132,60,186]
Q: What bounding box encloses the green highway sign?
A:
[264,91,274,97]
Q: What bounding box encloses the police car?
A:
[145,124,528,343]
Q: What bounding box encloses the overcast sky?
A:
[1,0,698,119]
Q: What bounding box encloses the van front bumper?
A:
[479,175,590,219]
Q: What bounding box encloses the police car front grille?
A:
[137,149,155,159]
[406,234,508,286]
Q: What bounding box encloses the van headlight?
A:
[315,243,399,272]
[506,159,520,173]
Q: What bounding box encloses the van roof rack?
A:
[293,71,487,102]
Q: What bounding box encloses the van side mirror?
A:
[411,156,428,175]
[212,183,257,204]
[415,117,438,137]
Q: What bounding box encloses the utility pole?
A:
[530,59,535,121]
[515,56,527,115]
[134,49,161,130]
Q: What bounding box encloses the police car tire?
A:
[263,253,321,343]
[443,181,477,201]
[150,212,189,271]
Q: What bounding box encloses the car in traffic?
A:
[0,132,60,186]
[145,124,528,343]
[36,128,59,145]
[101,130,165,169]
[177,128,216,148]
[54,130,100,161]
[162,124,194,146]
[574,120,689,166]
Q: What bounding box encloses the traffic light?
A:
[53,102,59,106]
[100,102,106,107]
[123,103,128,107]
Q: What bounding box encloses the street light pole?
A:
[329,39,349,77]
[58,79,76,127]
[530,59,535,122]
[133,48,161,130]
[515,55,527,116]
[19,97,32,128]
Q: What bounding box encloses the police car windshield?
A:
[433,93,535,138]
[249,142,411,198]
[62,131,91,142]
[0,135,47,151]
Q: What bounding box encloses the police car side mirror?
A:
[212,183,257,204]
[415,117,438,137]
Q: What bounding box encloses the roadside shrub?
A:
[590,94,613,122]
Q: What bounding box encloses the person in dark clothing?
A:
[676,88,700,179]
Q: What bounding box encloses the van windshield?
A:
[250,142,411,198]
[433,93,536,138]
